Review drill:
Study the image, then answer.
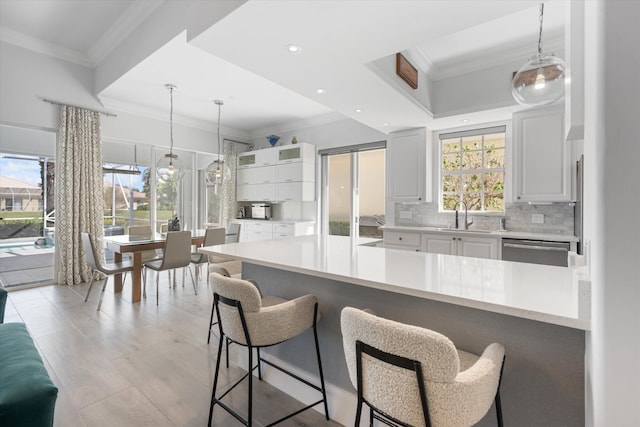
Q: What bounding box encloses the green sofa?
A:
[0,322,58,426]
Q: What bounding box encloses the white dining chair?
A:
[82,232,134,311]
[143,231,195,305]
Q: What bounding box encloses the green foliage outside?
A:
[441,133,505,212]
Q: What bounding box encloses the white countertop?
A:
[382,225,579,242]
[200,235,589,330]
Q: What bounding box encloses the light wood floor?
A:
[3,271,343,427]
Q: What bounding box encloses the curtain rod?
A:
[42,98,117,117]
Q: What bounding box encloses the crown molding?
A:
[99,96,251,141]
[411,36,565,81]
[0,26,93,67]
[247,112,346,140]
[88,0,164,65]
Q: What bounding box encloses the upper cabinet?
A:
[386,128,430,202]
[513,106,572,202]
[236,143,316,202]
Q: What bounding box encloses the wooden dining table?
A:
[104,232,204,303]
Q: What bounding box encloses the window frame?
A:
[438,125,507,213]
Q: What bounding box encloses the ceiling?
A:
[0,0,566,137]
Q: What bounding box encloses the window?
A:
[440,126,506,212]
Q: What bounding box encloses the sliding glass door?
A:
[321,143,386,238]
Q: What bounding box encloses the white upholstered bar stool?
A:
[341,307,505,427]
[208,272,329,427]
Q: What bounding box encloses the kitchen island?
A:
[200,235,588,426]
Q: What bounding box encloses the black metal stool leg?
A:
[208,333,225,427]
[207,300,215,343]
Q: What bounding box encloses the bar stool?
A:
[208,272,329,427]
[341,307,505,427]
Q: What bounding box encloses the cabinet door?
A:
[421,233,456,255]
[513,107,571,201]
[238,153,256,168]
[458,237,498,259]
[277,162,315,182]
[386,128,428,202]
[255,148,278,166]
[237,168,261,185]
[256,166,277,184]
[277,182,315,201]
[257,184,278,201]
[236,185,259,202]
[278,143,315,163]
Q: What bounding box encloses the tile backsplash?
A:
[395,202,575,235]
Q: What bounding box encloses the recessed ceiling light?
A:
[355,108,363,113]
[461,119,470,123]
[383,123,389,126]
[316,88,326,94]
[287,44,301,53]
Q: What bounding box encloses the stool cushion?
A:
[0,323,58,426]
[341,307,504,427]
[212,273,318,347]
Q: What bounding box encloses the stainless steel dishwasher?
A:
[501,238,570,267]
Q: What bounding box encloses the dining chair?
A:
[341,307,505,427]
[226,222,241,243]
[191,227,226,282]
[143,230,195,305]
[82,232,134,311]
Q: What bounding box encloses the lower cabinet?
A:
[238,220,315,242]
[382,230,421,252]
[421,232,498,259]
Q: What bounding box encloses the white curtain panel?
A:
[221,140,237,227]
[54,106,105,285]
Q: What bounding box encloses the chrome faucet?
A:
[454,201,473,230]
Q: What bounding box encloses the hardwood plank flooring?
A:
[4,273,343,427]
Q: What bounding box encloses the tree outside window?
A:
[441,130,505,212]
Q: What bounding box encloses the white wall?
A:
[0,42,99,132]
[584,1,640,426]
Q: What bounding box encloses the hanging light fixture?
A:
[156,84,185,182]
[512,3,566,107]
[205,99,230,194]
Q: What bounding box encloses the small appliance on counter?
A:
[245,203,271,219]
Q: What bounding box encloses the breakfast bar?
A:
[200,235,588,427]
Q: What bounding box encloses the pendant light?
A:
[512,3,565,107]
[205,99,230,194]
[156,84,185,182]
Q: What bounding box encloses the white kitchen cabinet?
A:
[236,143,316,202]
[422,233,457,255]
[386,128,430,202]
[382,230,421,251]
[421,232,498,259]
[277,144,315,164]
[277,162,314,182]
[238,220,315,242]
[277,182,315,202]
[513,106,572,202]
[237,166,277,185]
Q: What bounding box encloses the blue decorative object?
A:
[267,135,280,147]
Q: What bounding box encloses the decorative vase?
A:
[267,135,280,147]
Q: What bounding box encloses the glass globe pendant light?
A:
[156,84,185,183]
[512,3,566,107]
[205,99,230,194]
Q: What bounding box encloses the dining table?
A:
[104,231,204,303]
